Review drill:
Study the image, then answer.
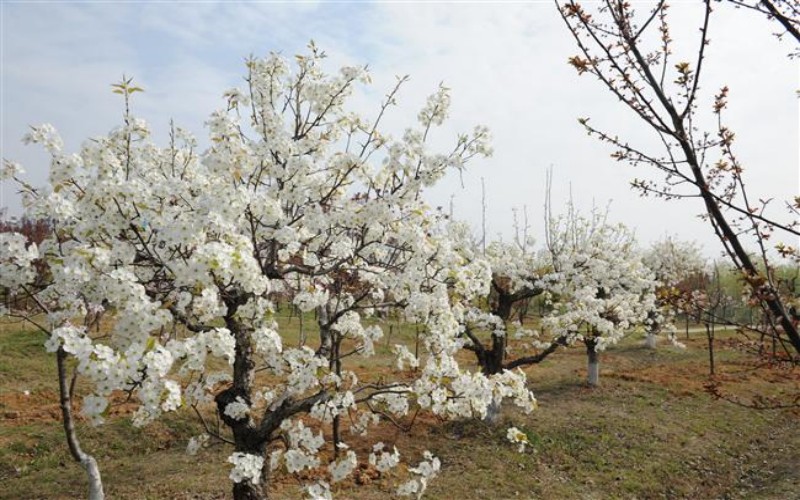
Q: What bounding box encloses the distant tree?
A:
[0,214,52,311]
[458,202,659,389]
[643,236,706,348]
[695,265,727,375]
[0,213,51,245]
[538,205,657,386]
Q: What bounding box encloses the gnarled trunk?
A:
[479,332,506,376]
[221,304,268,500]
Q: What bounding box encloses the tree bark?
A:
[706,322,716,376]
[220,299,268,500]
[645,333,657,349]
[316,305,332,358]
[233,479,268,500]
[472,282,544,376]
[758,0,800,43]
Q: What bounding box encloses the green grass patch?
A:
[0,315,798,499]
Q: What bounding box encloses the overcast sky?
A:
[1,1,797,258]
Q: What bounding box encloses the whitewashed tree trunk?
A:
[484,399,501,425]
[587,359,599,386]
[57,348,105,500]
[645,333,657,349]
[586,341,599,387]
[82,456,105,500]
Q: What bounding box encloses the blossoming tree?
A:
[449,221,544,377]
[536,206,657,386]
[642,237,706,348]
[455,202,659,390]
[1,44,535,499]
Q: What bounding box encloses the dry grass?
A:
[1,315,799,499]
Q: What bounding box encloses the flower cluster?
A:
[506,427,530,453]
[186,433,210,456]
[327,449,357,483]
[369,442,401,473]
[228,452,264,484]
[0,233,39,290]
[396,451,441,498]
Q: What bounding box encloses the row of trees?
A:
[0,47,703,499]
[455,208,712,389]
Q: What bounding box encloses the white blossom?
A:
[327,450,357,483]
[224,397,250,421]
[397,451,441,499]
[186,434,209,455]
[369,442,400,473]
[306,480,332,500]
[506,426,530,453]
[81,395,108,425]
[228,452,264,484]
[392,344,419,370]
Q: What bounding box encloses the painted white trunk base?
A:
[645,334,657,349]
[587,360,599,386]
[83,455,104,500]
[484,399,501,425]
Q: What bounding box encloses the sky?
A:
[1,0,798,259]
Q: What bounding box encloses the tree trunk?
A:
[645,333,657,349]
[217,388,268,499]
[57,348,105,500]
[222,303,268,500]
[486,333,506,376]
[316,305,332,358]
[233,479,268,500]
[585,340,599,387]
[484,399,502,425]
[331,330,342,455]
[705,322,715,376]
[298,308,305,348]
[477,286,514,376]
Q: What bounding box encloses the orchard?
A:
[1,1,799,498]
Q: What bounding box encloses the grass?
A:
[1,314,798,499]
